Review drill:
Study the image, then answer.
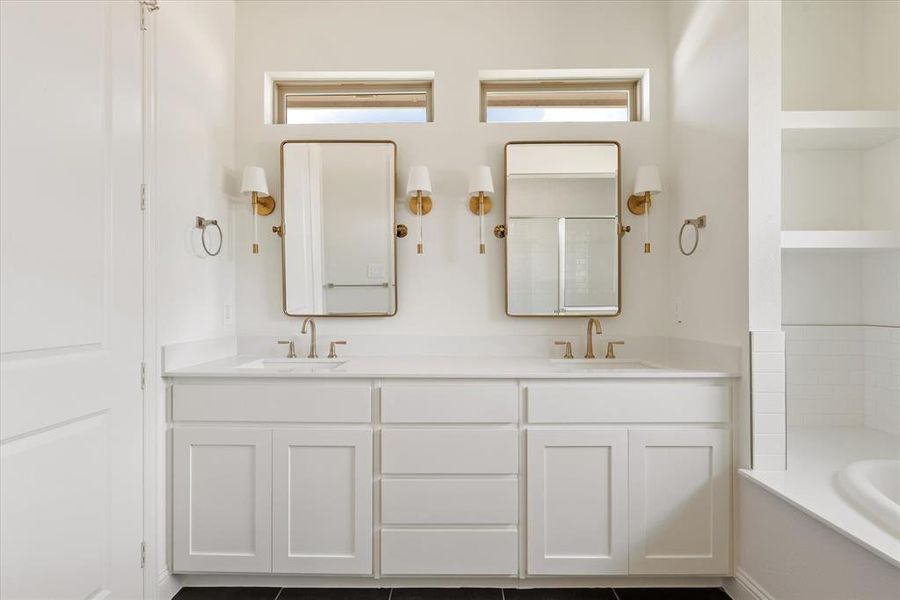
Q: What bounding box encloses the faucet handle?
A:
[328,340,347,359]
[277,340,297,359]
[554,340,574,359]
[605,341,625,359]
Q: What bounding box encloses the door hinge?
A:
[140,184,146,211]
[140,541,146,568]
[140,362,146,390]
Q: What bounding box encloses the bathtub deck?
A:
[740,425,900,567]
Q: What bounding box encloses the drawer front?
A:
[527,383,730,424]
[381,382,518,423]
[381,478,518,525]
[381,428,518,474]
[381,529,518,575]
[173,383,372,423]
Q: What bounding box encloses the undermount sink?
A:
[549,358,657,371]
[236,357,347,373]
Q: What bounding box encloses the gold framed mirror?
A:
[279,140,398,317]
[503,141,622,317]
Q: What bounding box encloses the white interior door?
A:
[628,428,731,575]
[0,1,144,598]
[526,428,628,575]
[273,428,373,574]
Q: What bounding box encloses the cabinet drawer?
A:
[527,383,730,424]
[381,529,518,575]
[173,383,371,423]
[382,478,518,525]
[381,382,518,423]
[381,428,518,474]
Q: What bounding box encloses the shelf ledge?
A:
[781,230,898,250]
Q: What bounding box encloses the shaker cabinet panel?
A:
[172,428,273,573]
[273,429,373,574]
[527,428,628,575]
[628,428,731,575]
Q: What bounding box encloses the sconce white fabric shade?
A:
[633,165,662,195]
[468,166,494,195]
[241,166,269,195]
[406,165,432,195]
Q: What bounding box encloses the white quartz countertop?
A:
[163,354,738,380]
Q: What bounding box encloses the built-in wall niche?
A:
[780,0,899,328]
[782,0,899,112]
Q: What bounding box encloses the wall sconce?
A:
[241,166,275,255]
[627,165,662,253]
[468,166,494,254]
[406,165,432,254]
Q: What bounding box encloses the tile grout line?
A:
[272,587,284,600]
[501,588,506,600]
[611,588,622,600]
[388,588,393,600]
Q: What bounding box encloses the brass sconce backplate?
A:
[255,195,276,216]
[627,193,650,215]
[408,196,432,215]
[468,195,493,215]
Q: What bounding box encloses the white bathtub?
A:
[837,459,900,537]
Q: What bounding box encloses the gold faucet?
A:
[300,317,318,358]
[585,317,603,359]
[554,340,574,359]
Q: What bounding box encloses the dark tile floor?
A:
[174,587,732,600]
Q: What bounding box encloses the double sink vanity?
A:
[164,140,737,585]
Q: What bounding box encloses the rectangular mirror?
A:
[504,142,621,316]
[280,141,397,316]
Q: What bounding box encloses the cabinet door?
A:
[172,428,272,573]
[629,428,730,575]
[273,429,373,574]
[527,428,628,575]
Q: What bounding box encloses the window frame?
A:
[480,79,641,123]
[274,80,434,125]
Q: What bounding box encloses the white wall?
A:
[234,0,671,340]
[666,0,749,348]
[151,0,237,588]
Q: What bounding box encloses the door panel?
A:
[628,428,731,575]
[273,429,372,574]
[527,428,628,575]
[0,1,143,597]
[172,428,273,573]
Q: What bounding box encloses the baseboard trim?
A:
[725,568,775,600]
[157,570,182,600]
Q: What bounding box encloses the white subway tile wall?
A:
[784,325,900,435]
[864,326,900,436]
[751,330,786,470]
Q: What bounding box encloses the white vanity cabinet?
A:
[628,428,731,575]
[172,427,273,573]
[167,372,735,582]
[527,428,628,574]
[379,381,520,576]
[170,381,374,575]
[525,381,732,577]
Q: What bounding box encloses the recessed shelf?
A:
[782,111,900,150]
[781,230,898,250]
